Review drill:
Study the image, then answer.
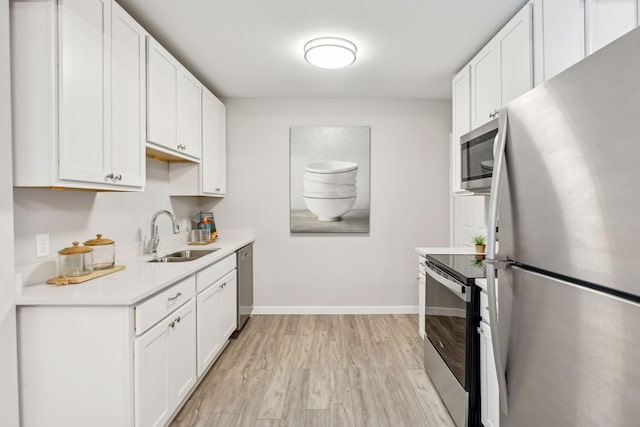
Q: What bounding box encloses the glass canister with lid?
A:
[58,242,93,277]
[83,233,115,270]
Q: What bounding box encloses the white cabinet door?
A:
[202,89,227,195]
[111,3,145,187]
[168,299,197,407]
[451,66,471,194]
[176,69,202,159]
[540,0,586,81]
[470,42,498,129]
[496,4,533,106]
[220,271,237,341]
[135,299,196,427]
[586,0,639,54]
[479,321,499,427]
[196,281,222,376]
[454,195,487,248]
[135,317,171,427]
[147,37,177,150]
[58,0,111,184]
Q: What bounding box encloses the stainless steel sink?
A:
[148,249,220,263]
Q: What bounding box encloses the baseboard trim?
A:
[251,306,419,315]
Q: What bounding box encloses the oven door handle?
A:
[424,265,469,302]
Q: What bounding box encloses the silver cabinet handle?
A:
[168,292,182,302]
[106,173,114,179]
[215,188,221,192]
[169,321,175,328]
[176,316,181,323]
[115,174,122,181]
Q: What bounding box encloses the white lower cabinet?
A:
[135,298,196,427]
[479,320,499,427]
[221,271,238,339]
[197,279,223,375]
[418,257,426,338]
[17,253,242,427]
[196,257,237,376]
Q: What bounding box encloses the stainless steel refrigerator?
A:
[485,27,640,427]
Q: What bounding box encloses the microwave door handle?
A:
[424,266,468,301]
[487,109,510,415]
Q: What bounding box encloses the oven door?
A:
[424,264,471,388]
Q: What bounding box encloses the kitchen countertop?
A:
[414,246,476,257]
[16,229,255,307]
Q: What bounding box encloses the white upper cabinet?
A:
[451,66,471,194]
[496,4,533,106]
[147,38,178,155]
[10,0,145,191]
[58,0,111,184]
[535,0,639,82]
[202,89,227,195]
[111,2,146,187]
[470,43,499,129]
[535,0,586,81]
[146,36,202,161]
[470,2,533,130]
[176,70,202,159]
[586,0,639,53]
[169,88,227,197]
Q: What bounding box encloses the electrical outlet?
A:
[36,234,50,257]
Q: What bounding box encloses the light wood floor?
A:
[170,315,454,427]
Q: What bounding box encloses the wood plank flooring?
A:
[170,315,454,427]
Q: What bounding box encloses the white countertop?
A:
[16,229,255,306]
[414,246,475,257]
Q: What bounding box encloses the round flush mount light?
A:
[304,37,357,69]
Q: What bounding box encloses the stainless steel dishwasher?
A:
[234,243,253,334]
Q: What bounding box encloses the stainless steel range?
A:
[423,253,483,427]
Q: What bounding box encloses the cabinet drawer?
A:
[136,275,196,335]
[196,253,236,293]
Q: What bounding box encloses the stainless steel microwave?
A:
[460,118,499,193]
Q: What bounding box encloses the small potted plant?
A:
[472,235,486,254]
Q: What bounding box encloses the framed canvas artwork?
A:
[290,126,370,233]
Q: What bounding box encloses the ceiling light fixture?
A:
[304,37,357,69]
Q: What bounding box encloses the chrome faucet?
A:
[150,210,180,257]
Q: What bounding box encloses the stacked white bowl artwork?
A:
[303,161,358,221]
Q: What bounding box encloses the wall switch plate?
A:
[36,234,50,257]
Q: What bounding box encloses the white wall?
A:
[1,0,20,424]
[208,98,451,312]
[13,159,202,283]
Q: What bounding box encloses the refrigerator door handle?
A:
[487,109,510,415]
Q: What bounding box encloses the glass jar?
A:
[58,242,93,277]
[84,233,115,270]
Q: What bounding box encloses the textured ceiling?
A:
[116,0,528,99]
